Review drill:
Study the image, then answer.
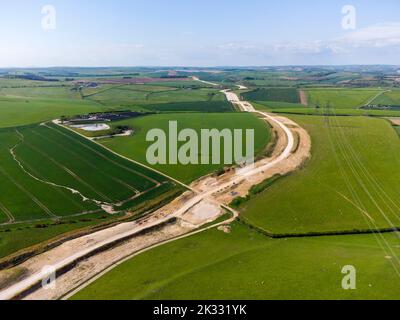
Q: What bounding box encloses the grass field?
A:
[242,88,300,104]
[0,86,81,100]
[0,97,105,128]
[72,221,400,300]
[0,121,181,259]
[371,90,400,106]
[306,89,383,109]
[240,115,400,234]
[143,101,233,113]
[0,122,173,224]
[86,85,225,107]
[97,113,271,183]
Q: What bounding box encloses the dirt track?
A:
[299,90,308,106]
[0,83,311,301]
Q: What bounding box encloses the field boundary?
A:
[237,216,400,239]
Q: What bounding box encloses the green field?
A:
[0,81,227,128]
[240,115,400,234]
[73,221,400,300]
[0,97,105,128]
[0,121,181,259]
[86,85,225,107]
[371,90,400,106]
[306,89,383,109]
[0,122,175,224]
[242,88,300,104]
[97,113,271,183]
[143,101,233,113]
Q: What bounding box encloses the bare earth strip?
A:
[388,118,400,126]
[0,82,311,300]
[299,90,308,106]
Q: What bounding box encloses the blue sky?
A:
[0,0,399,66]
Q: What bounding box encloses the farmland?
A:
[305,88,383,109]
[72,221,400,300]
[0,79,227,128]
[370,90,400,106]
[2,66,400,300]
[0,121,180,258]
[0,97,105,128]
[240,115,400,234]
[97,113,271,183]
[84,85,225,107]
[242,88,300,104]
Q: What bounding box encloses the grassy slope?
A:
[241,115,400,234]
[73,221,400,300]
[99,113,271,183]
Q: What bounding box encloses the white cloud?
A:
[336,22,400,48]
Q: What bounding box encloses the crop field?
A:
[85,85,225,107]
[143,101,233,113]
[0,97,106,128]
[98,113,271,183]
[242,88,300,103]
[306,88,383,109]
[240,115,400,234]
[253,101,306,111]
[0,86,81,100]
[370,90,400,106]
[73,221,400,300]
[0,122,172,224]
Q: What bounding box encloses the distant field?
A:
[370,90,400,106]
[0,97,105,128]
[258,106,400,117]
[306,88,383,109]
[143,101,233,113]
[242,88,300,104]
[240,115,400,234]
[253,101,306,110]
[98,113,271,183]
[0,86,80,100]
[73,222,400,300]
[86,85,225,107]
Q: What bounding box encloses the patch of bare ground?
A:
[387,118,400,126]
[299,90,308,106]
